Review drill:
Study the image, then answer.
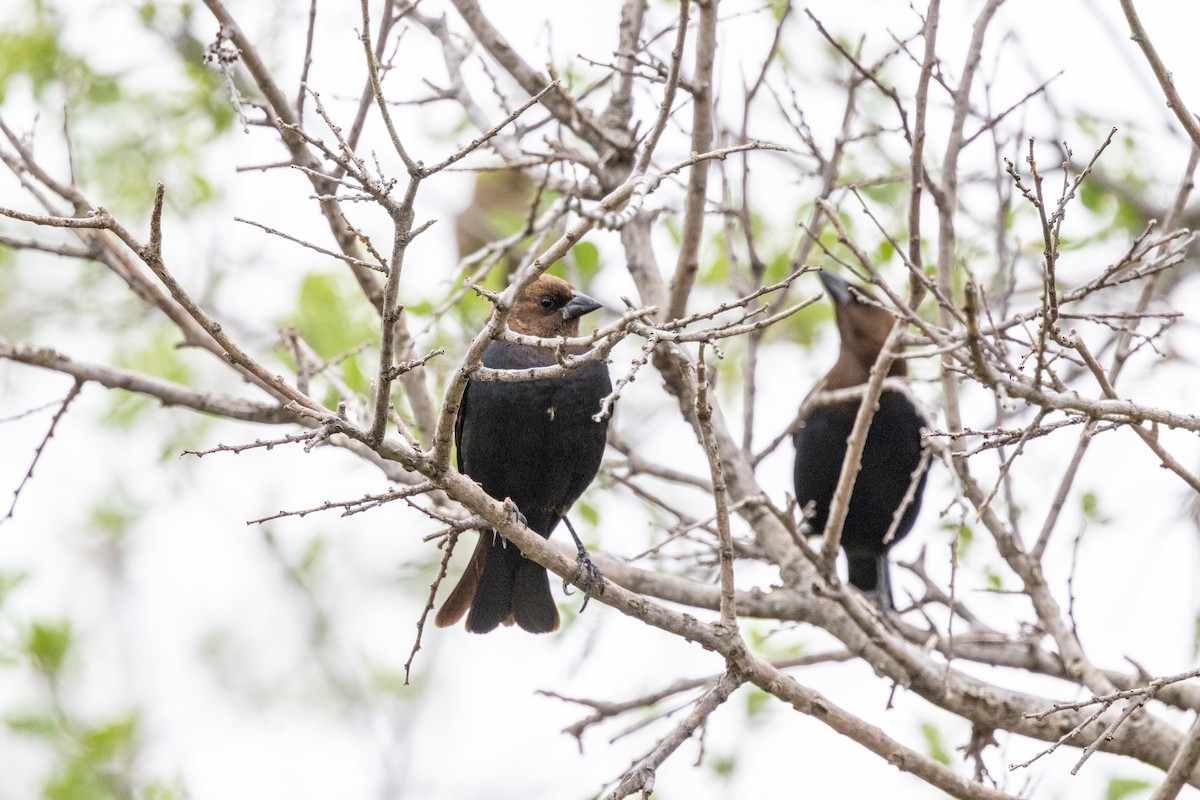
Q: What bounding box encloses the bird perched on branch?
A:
[435,274,611,633]
[793,271,929,610]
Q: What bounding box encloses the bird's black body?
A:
[435,275,610,634]
[454,341,611,632]
[793,272,929,609]
[793,390,928,605]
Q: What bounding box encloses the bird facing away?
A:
[792,272,929,609]
[435,275,612,633]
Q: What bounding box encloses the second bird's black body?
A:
[454,341,611,632]
[793,390,928,605]
[793,272,929,609]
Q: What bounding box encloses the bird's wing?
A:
[454,378,471,474]
[793,406,852,525]
[861,394,928,472]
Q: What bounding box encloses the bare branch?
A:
[603,669,741,800]
[2,379,81,525]
[695,345,737,627]
[1118,0,1200,150]
[0,338,292,424]
[664,0,718,321]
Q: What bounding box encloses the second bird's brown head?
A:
[508,275,603,338]
[821,271,906,381]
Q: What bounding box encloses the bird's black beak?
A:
[561,291,603,321]
[818,270,852,305]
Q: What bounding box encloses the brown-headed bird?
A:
[793,272,929,610]
[435,275,612,634]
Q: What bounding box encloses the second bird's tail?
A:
[847,553,894,611]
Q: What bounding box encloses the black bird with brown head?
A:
[792,271,929,609]
[436,275,612,633]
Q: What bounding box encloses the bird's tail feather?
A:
[434,526,561,634]
[465,532,518,633]
[511,557,559,633]
[847,552,894,611]
[433,532,489,629]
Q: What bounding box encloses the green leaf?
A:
[6,712,61,739]
[777,296,832,347]
[1079,179,1106,214]
[288,272,376,400]
[25,621,73,678]
[700,243,730,285]
[861,180,904,206]
[762,249,792,285]
[570,242,600,282]
[873,238,895,266]
[140,780,190,800]
[0,19,65,101]
[81,716,137,763]
[710,755,736,777]
[46,765,122,800]
[575,499,600,528]
[1113,196,1145,234]
[293,273,375,357]
[919,722,951,765]
[1080,490,1112,524]
[1105,776,1151,800]
[745,687,771,719]
[89,489,145,541]
[949,523,973,559]
[107,326,195,426]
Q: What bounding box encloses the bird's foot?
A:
[567,545,606,612]
[502,498,529,534]
[560,517,606,612]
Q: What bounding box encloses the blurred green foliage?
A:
[107,327,194,427]
[0,7,234,788]
[744,686,771,721]
[919,721,951,766]
[89,487,147,543]
[0,0,233,214]
[287,271,378,405]
[102,325,213,458]
[4,616,144,800]
[571,241,601,284]
[745,625,805,662]
[1104,776,1151,800]
[952,522,974,559]
[709,754,736,777]
[24,620,73,677]
[985,569,1003,591]
[1080,490,1112,525]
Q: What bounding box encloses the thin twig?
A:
[2,379,82,525]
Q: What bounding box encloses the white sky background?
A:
[2,1,1200,799]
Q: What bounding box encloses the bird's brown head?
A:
[821,271,906,383]
[508,275,603,337]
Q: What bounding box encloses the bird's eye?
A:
[539,296,554,309]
